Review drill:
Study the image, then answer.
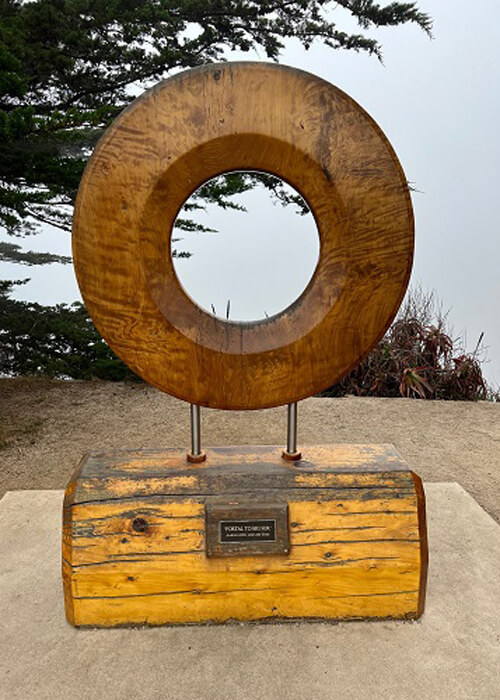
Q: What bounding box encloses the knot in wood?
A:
[132,517,149,533]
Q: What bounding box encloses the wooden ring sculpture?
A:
[73,62,413,410]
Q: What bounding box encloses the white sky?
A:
[173,179,319,322]
[1,0,499,388]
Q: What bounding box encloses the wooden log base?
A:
[62,444,428,627]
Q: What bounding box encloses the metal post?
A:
[187,403,206,463]
[287,402,297,454]
[282,402,302,461]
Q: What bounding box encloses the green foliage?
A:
[0,240,71,265]
[0,0,431,242]
[0,280,135,380]
[321,288,490,401]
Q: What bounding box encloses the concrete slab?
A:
[0,484,499,700]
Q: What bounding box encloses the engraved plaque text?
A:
[219,519,276,543]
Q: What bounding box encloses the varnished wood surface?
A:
[72,62,414,409]
[62,445,427,626]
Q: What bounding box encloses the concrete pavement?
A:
[0,484,499,700]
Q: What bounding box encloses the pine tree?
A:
[0,0,432,259]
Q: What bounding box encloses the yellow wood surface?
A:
[62,445,427,627]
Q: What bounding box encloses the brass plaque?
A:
[205,503,289,558]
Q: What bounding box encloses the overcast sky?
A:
[173,179,319,322]
[1,0,499,388]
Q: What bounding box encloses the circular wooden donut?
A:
[73,62,413,410]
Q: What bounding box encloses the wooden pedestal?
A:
[62,445,428,627]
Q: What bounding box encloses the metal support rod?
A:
[287,402,298,455]
[282,402,301,461]
[190,403,201,455]
[187,403,206,463]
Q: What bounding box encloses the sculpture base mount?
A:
[62,444,427,627]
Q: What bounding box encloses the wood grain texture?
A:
[62,445,427,626]
[72,62,414,409]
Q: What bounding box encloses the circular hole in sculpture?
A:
[171,171,320,322]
